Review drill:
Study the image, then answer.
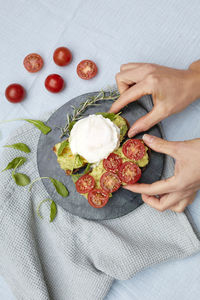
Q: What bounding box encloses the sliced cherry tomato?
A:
[77,60,98,80]
[103,153,122,173]
[45,74,64,93]
[122,139,145,161]
[100,172,121,193]
[53,47,72,66]
[118,161,141,184]
[75,174,95,194]
[23,53,43,73]
[88,189,109,208]
[5,84,25,103]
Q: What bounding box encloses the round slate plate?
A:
[37,92,164,221]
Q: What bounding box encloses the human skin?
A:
[109,60,200,212]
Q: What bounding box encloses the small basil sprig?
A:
[0,118,51,135]
[71,163,92,183]
[11,159,30,186]
[37,198,57,222]
[1,157,27,172]
[29,176,68,197]
[57,140,69,156]
[4,143,30,153]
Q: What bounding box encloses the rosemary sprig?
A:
[60,89,119,138]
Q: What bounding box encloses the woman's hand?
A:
[110,60,200,137]
[124,134,200,212]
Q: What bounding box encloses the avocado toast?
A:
[53,113,150,208]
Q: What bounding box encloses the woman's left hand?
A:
[124,134,200,212]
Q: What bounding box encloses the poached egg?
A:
[69,114,120,164]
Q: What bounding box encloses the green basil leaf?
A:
[57,140,69,156]
[12,173,30,186]
[71,174,81,183]
[49,177,69,197]
[50,200,57,222]
[96,112,117,121]
[2,157,27,172]
[84,163,91,174]
[23,119,51,135]
[68,121,76,133]
[4,143,30,153]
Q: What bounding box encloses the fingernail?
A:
[142,134,154,143]
[128,128,138,138]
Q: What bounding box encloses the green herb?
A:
[36,198,57,222]
[96,112,118,121]
[24,119,51,135]
[84,163,91,174]
[57,140,69,156]
[11,158,30,186]
[2,156,27,172]
[29,176,69,197]
[49,178,69,197]
[0,118,51,135]
[71,163,91,183]
[71,174,81,183]
[4,143,30,153]
[12,173,30,186]
[60,89,119,138]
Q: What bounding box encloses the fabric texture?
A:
[0,95,200,300]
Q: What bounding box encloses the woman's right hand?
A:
[110,60,200,137]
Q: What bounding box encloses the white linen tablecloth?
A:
[0,0,200,299]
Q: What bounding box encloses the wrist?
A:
[187,69,200,102]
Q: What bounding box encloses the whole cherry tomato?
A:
[45,74,64,93]
[53,47,72,66]
[5,84,25,103]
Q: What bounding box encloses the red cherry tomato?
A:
[45,74,64,93]
[118,162,141,184]
[77,60,98,80]
[5,84,25,103]
[53,47,72,66]
[122,139,146,161]
[75,174,95,194]
[88,189,109,208]
[100,172,121,193]
[103,153,122,173]
[23,53,43,73]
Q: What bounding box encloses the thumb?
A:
[142,134,178,158]
[128,108,163,137]
[188,59,200,72]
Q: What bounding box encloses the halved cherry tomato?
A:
[23,53,43,73]
[53,47,72,66]
[77,60,98,80]
[75,174,95,194]
[100,172,121,193]
[103,153,122,173]
[122,139,145,161]
[118,161,141,184]
[45,74,64,93]
[88,189,109,208]
[5,84,25,103]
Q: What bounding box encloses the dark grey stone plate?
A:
[37,92,164,221]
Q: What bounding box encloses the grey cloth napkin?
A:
[0,95,200,300]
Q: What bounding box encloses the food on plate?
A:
[23,53,44,73]
[45,74,64,93]
[53,113,149,208]
[88,189,109,208]
[77,60,98,80]
[5,83,26,103]
[53,47,72,66]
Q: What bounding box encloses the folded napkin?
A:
[0,95,200,300]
